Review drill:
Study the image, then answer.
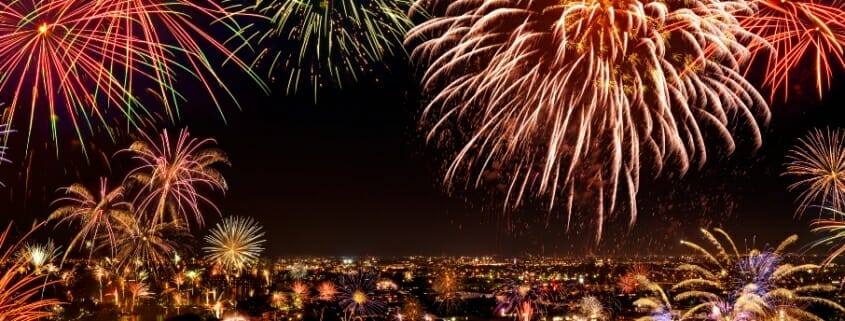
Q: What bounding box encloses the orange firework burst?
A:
[618,264,649,294]
[318,281,337,301]
[408,0,769,240]
[292,280,310,302]
[739,0,845,101]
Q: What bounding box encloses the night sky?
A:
[0,26,844,259]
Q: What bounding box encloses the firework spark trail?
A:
[18,239,60,273]
[203,216,266,274]
[674,228,844,320]
[225,0,416,101]
[740,0,845,101]
[783,128,845,217]
[407,0,769,240]
[810,208,845,265]
[108,217,188,275]
[49,177,133,260]
[318,281,337,301]
[0,1,265,152]
[106,0,267,114]
[124,128,229,229]
[0,0,157,148]
[0,222,63,321]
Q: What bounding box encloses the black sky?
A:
[1,29,845,258]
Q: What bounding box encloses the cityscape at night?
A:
[2,0,845,321]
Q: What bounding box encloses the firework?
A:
[317,280,337,301]
[0,1,263,149]
[576,296,607,321]
[0,223,63,321]
[126,281,154,313]
[630,274,673,321]
[338,270,386,318]
[0,124,11,167]
[377,279,398,291]
[291,280,310,307]
[617,264,649,294]
[496,278,545,321]
[407,0,769,239]
[398,297,424,321]
[0,0,152,146]
[271,291,288,309]
[106,0,267,111]
[289,262,308,279]
[673,228,844,320]
[203,216,266,274]
[49,178,133,260]
[783,128,845,217]
[125,128,229,229]
[18,239,60,273]
[810,208,845,265]
[739,0,845,101]
[226,0,416,101]
[108,216,188,275]
[432,268,462,312]
[172,273,185,291]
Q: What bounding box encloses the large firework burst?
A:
[124,128,229,229]
[203,216,266,273]
[49,177,133,260]
[407,0,769,240]
[739,0,845,101]
[337,270,386,318]
[673,228,844,320]
[0,1,263,150]
[0,0,153,147]
[783,128,845,217]
[226,0,416,100]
